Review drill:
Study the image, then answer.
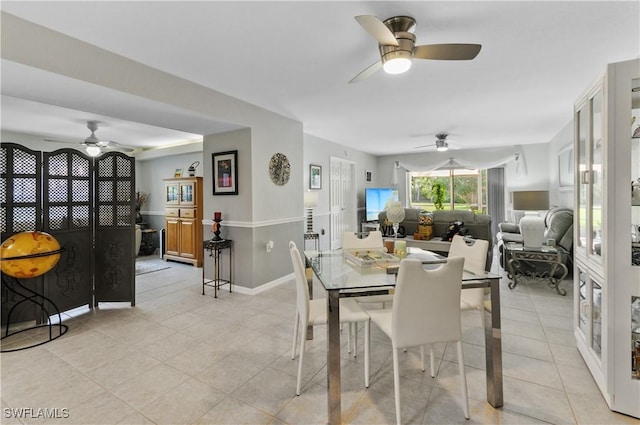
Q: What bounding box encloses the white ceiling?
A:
[1,1,639,155]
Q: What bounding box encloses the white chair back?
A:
[449,235,488,274]
[392,256,465,348]
[343,230,384,250]
[449,236,489,311]
[289,241,310,322]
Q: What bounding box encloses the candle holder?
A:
[212,214,223,241]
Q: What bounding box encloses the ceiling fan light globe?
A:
[435,139,449,152]
[383,57,411,74]
[86,145,101,157]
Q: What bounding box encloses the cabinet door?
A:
[180,182,196,206]
[165,218,180,256]
[165,183,179,205]
[179,219,197,258]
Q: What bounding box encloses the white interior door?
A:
[329,157,356,250]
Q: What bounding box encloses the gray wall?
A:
[303,133,378,251]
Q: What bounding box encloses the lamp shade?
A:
[304,191,319,208]
[512,191,549,211]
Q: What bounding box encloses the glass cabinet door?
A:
[577,104,588,253]
[632,79,640,266]
[590,92,603,258]
[166,182,179,204]
[180,182,195,205]
[575,83,604,262]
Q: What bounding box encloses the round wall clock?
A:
[269,153,291,186]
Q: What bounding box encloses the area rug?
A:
[135,260,170,276]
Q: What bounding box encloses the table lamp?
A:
[304,191,319,234]
[513,190,549,248]
[385,201,405,240]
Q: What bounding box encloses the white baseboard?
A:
[231,272,294,295]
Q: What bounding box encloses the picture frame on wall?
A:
[558,145,574,189]
[174,168,183,178]
[365,170,372,183]
[310,164,322,190]
[213,150,238,195]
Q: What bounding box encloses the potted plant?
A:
[135,190,149,223]
[431,183,445,210]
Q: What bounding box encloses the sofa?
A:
[378,208,493,270]
[496,207,573,273]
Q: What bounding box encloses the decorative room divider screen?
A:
[1,143,136,325]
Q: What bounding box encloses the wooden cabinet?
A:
[163,177,203,267]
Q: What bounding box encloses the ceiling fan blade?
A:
[105,141,135,153]
[349,60,382,84]
[413,43,481,60]
[355,15,399,46]
[43,138,76,145]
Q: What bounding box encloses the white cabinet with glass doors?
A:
[573,58,640,418]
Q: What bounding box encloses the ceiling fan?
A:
[350,15,481,83]
[44,121,135,157]
[414,132,453,152]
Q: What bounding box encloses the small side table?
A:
[203,239,233,298]
[505,243,568,295]
[139,229,158,256]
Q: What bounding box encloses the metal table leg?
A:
[484,277,504,407]
[326,290,342,425]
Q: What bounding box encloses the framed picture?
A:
[310,164,322,189]
[365,170,372,183]
[558,145,574,189]
[213,150,238,195]
[174,168,183,177]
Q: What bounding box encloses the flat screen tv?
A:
[365,188,397,222]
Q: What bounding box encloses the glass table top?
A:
[305,247,500,292]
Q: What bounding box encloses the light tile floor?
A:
[1,254,638,424]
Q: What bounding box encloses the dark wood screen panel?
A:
[1,144,43,324]
[42,149,94,313]
[94,153,136,305]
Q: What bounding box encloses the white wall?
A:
[546,120,574,209]
[136,149,204,230]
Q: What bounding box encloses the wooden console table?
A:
[202,239,233,298]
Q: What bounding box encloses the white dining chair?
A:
[449,235,490,329]
[289,241,370,395]
[367,256,469,425]
[343,231,394,309]
[343,230,384,250]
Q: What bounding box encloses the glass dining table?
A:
[305,247,503,425]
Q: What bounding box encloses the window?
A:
[409,168,487,212]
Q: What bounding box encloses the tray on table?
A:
[343,249,400,268]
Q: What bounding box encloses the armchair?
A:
[497,207,574,272]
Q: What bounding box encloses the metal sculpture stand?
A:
[1,247,68,352]
[212,218,223,241]
[1,276,68,352]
